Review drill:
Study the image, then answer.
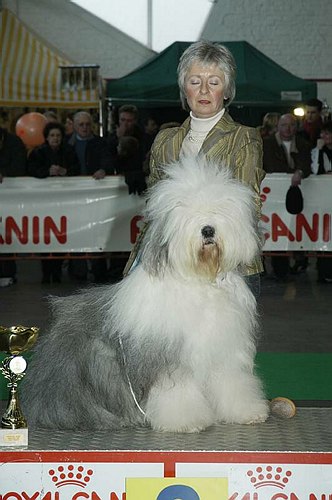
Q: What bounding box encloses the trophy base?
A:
[0,428,28,447]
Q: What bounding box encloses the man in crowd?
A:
[108,105,142,173]
[263,114,312,281]
[299,98,323,147]
[68,111,111,178]
[67,111,111,283]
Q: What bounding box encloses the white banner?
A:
[0,453,331,499]
[0,175,331,254]
[261,174,331,252]
[177,461,332,498]
[0,176,145,253]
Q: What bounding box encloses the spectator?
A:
[28,122,80,178]
[27,122,80,284]
[311,120,332,175]
[0,127,27,287]
[263,114,311,181]
[263,113,312,281]
[108,105,144,174]
[64,112,75,139]
[117,136,146,195]
[299,98,323,147]
[311,121,332,283]
[257,112,281,139]
[68,111,112,283]
[68,111,111,178]
[143,116,159,155]
[43,110,58,123]
[0,126,27,178]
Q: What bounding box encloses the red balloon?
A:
[15,112,47,147]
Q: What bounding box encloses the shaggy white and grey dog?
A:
[21,157,269,432]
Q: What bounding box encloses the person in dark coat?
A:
[117,135,147,195]
[28,122,80,178]
[28,122,80,284]
[107,104,144,176]
[0,126,27,179]
[263,115,312,179]
[263,114,312,281]
[67,111,112,283]
[68,111,111,177]
[311,121,332,283]
[0,127,27,286]
[299,98,324,147]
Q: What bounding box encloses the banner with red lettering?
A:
[0,175,331,253]
[0,451,331,499]
[0,177,145,253]
[261,174,331,251]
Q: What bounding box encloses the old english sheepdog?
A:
[21,156,269,432]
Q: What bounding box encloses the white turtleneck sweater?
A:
[180,108,225,159]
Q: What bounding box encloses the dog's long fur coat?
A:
[21,157,269,432]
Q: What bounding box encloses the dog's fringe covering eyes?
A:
[21,157,269,432]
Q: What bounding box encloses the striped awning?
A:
[1,9,99,108]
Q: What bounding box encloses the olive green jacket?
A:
[124,112,265,276]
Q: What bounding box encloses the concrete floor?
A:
[0,257,331,353]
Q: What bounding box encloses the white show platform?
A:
[1,408,331,499]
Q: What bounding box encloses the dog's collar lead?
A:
[118,336,146,417]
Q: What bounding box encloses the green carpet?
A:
[0,352,331,401]
[255,352,332,401]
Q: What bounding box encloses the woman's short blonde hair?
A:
[262,112,281,134]
[177,40,237,111]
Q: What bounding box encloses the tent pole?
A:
[147,0,153,49]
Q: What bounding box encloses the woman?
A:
[28,121,79,179]
[257,112,281,139]
[311,120,332,176]
[28,122,80,283]
[124,41,265,297]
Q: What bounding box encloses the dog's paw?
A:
[240,401,270,425]
[151,421,206,433]
[220,399,270,425]
[148,405,215,433]
[243,412,269,425]
[146,377,215,433]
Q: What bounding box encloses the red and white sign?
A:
[261,174,331,252]
[0,176,145,253]
[0,451,331,499]
[0,174,331,253]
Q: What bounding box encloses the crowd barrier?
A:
[0,174,331,258]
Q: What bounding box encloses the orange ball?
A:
[15,112,47,147]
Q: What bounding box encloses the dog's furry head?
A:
[140,156,259,280]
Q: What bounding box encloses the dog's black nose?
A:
[201,225,215,238]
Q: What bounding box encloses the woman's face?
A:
[320,129,332,147]
[46,129,62,149]
[184,63,226,118]
[65,118,74,136]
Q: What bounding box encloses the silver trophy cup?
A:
[0,325,39,429]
